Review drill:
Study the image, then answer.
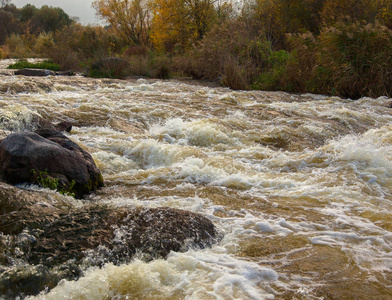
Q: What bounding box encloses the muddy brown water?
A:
[1,60,392,299]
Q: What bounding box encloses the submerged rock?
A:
[15,68,55,77]
[0,130,103,198]
[0,107,72,133]
[0,181,220,298]
[0,265,57,298]
[0,78,54,94]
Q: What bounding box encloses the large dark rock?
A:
[0,130,103,198]
[54,120,72,133]
[15,68,56,77]
[2,206,218,265]
[0,182,220,298]
[31,115,72,133]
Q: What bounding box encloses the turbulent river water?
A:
[1,59,392,299]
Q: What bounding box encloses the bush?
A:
[88,57,131,78]
[46,24,128,71]
[123,45,149,57]
[118,50,174,79]
[251,49,293,91]
[177,20,269,89]
[33,32,55,56]
[285,20,392,98]
[126,55,150,77]
[318,20,392,98]
[149,53,172,79]
[5,33,29,58]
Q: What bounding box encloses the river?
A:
[1,60,392,299]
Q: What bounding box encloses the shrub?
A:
[126,55,151,77]
[33,32,55,56]
[221,54,249,90]
[88,57,131,78]
[177,20,270,89]
[149,53,172,79]
[285,20,392,98]
[251,49,293,91]
[318,21,392,98]
[45,24,128,71]
[123,45,149,57]
[5,33,29,58]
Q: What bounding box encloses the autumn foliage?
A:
[1,0,392,98]
[92,0,152,46]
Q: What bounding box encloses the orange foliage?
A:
[150,0,216,52]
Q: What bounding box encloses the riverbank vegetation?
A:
[7,59,60,71]
[1,0,392,98]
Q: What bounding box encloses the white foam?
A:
[150,117,237,147]
[29,250,278,300]
[0,104,38,132]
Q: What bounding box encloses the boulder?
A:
[0,182,220,297]
[15,68,55,77]
[54,120,72,133]
[1,206,218,265]
[31,115,72,133]
[0,130,103,198]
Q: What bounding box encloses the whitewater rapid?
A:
[1,66,392,299]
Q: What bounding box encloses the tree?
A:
[150,0,216,51]
[93,0,153,46]
[0,3,21,45]
[0,0,11,8]
[248,0,325,47]
[0,10,16,44]
[321,0,379,25]
[31,5,73,33]
[20,4,37,22]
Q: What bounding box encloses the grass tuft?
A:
[7,60,60,71]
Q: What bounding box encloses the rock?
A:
[0,130,103,198]
[0,78,54,94]
[116,207,218,259]
[15,206,219,266]
[0,107,72,133]
[0,265,56,298]
[56,70,74,76]
[54,120,72,133]
[31,114,73,133]
[0,203,219,266]
[15,68,56,77]
[0,182,220,297]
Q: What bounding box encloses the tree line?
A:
[1,0,392,98]
[0,1,73,45]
